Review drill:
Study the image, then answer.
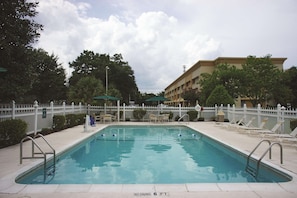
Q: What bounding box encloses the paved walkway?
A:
[0,122,297,198]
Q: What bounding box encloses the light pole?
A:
[105,66,109,95]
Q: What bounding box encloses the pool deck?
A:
[0,121,297,198]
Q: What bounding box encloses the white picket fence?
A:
[0,101,296,134]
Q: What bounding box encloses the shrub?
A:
[0,119,27,148]
[76,114,86,125]
[40,128,54,136]
[197,117,205,121]
[133,109,147,121]
[290,119,297,131]
[187,110,198,121]
[53,115,66,131]
[65,114,77,128]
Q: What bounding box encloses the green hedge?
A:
[187,110,198,121]
[53,115,66,132]
[53,113,86,132]
[290,119,297,131]
[133,109,147,121]
[0,119,27,148]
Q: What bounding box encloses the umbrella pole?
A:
[104,102,106,114]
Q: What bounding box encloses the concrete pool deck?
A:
[0,121,297,198]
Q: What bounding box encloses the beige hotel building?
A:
[164,57,287,107]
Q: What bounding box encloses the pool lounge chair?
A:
[265,127,297,140]
[160,114,170,122]
[249,120,284,138]
[238,118,268,133]
[219,117,244,129]
[234,117,256,130]
[149,114,158,122]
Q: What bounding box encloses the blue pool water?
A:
[16,125,291,184]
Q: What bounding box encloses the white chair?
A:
[160,114,170,122]
[250,120,284,137]
[149,114,158,122]
[265,127,297,139]
[234,117,255,130]
[238,118,268,133]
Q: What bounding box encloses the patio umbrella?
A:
[0,67,7,72]
[145,95,169,102]
[93,95,120,114]
[146,96,169,114]
[93,95,119,101]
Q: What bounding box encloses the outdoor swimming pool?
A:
[16,125,292,184]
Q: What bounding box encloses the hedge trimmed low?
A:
[0,119,27,148]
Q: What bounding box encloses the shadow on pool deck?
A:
[0,122,297,198]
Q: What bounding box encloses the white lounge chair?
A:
[249,120,284,137]
[234,117,255,130]
[149,114,158,122]
[160,114,170,122]
[238,118,268,133]
[220,117,244,129]
[265,127,297,139]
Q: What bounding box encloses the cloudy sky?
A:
[33,0,297,93]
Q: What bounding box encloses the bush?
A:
[0,119,27,148]
[133,109,147,121]
[290,119,297,131]
[187,110,198,121]
[53,115,66,132]
[40,128,54,136]
[65,114,77,128]
[197,117,205,121]
[76,114,86,125]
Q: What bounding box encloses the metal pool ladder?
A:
[245,139,283,177]
[20,133,56,182]
[178,114,189,124]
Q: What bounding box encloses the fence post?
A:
[232,104,235,122]
[179,103,181,117]
[277,104,281,122]
[12,100,15,119]
[34,100,38,135]
[71,102,74,113]
[63,101,66,116]
[123,103,126,121]
[243,103,247,122]
[226,104,230,120]
[79,102,82,113]
[117,100,120,122]
[50,101,54,119]
[281,105,286,133]
[257,104,261,127]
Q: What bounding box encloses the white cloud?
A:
[34,0,297,93]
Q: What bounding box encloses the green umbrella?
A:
[93,95,119,101]
[94,95,120,114]
[0,67,7,72]
[145,95,169,102]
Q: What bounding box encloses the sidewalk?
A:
[0,122,297,198]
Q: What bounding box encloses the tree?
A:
[275,66,297,108]
[199,63,244,105]
[68,51,139,103]
[68,76,104,104]
[26,49,67,103]
[181,89,199,106]
[206,85,234,106]
[241,55,282,107]
[0,0,43,103]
